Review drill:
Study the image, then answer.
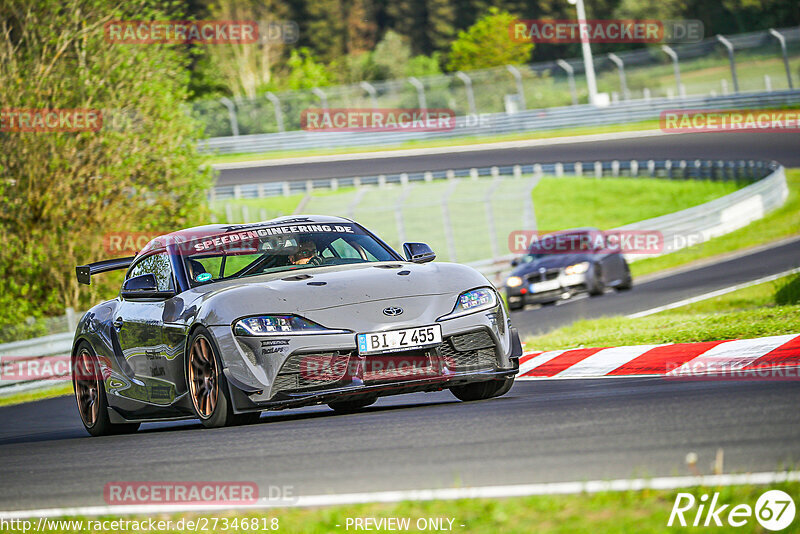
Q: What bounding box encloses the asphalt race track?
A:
[1,132,799,513]
[1,378,799,511]
[215,131,800,185]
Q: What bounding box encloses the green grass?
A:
[32,482,800,533]
[0,382,72,408]
[533,177,741,230]
[631,169,800,278]
[525,273,800,351]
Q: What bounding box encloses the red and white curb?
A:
[519,333,800,379]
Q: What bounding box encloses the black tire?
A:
[73,342,140,437]
[588,266,605,296]
[328,397,377,413]
[508,301,523,311]
[450,377,515,402]
[617,264,633,291]
[187,327,260,428]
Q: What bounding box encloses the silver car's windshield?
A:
[182,222,397,286]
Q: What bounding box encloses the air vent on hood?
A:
[307,281,327,286]
[282,274,313,281]
[397,270,411,276]
[374,264,403,269]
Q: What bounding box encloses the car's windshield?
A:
[182,222,397,286]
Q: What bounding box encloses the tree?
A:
[201,0,290,98]
[446,7,533,71]
[0,0,212,325]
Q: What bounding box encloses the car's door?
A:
[115,252,176,406]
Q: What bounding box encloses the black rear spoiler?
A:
[76,257,135,285]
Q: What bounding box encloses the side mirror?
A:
[511,257,520,267]
[121,274,172,299]
[402,242,436,263]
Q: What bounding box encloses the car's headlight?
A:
[233,315,349,336]
[438,287,498,321]
[506,276,523,288]
[564,262,590,275]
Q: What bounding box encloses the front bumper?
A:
[211,308,520,413]
[506,272,587,305]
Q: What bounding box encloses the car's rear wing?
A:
[76,257,135,285]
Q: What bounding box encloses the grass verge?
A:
[525,273,800,351]
[630,168,800,279]
[0,382,73,408]
[30,482,800,533]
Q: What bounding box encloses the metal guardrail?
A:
[0,159,787,395]
[0,332,74,394]
[199,89,800,155]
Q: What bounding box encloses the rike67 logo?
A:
[668,490,796,530]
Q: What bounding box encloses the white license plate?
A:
[357,325,442,355]
[530,279,560,293]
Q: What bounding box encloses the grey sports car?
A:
[72,216,521,436]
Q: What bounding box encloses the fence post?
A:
[607,53,629,100]
[360,81,378,109]
[484,177,502,260]
[219,97,239,137]
[716,35,739,93]
[265,92,284,132]
[408,77,427,110]
[395,186,412,244]
[65,308,77,333]
[282,182,290,197]
[312,87,329,109]
[441,181,459,262]
[661,45,682,99]
[768,29,794,90]
[556,60,578,105]
[455,71,477,116]
[505,65,526,110]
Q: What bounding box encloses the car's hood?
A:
[511,253,594,276]
[188,261,490,326]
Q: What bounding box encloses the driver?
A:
[289,239,323,266]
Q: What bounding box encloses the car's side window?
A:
[128,253,174,292]
[329,238,362,259]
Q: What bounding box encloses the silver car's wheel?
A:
[188,328,261,428]
[73,342,139,437]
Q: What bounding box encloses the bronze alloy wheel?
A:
[189,335,218,419]
[74,349,100,428]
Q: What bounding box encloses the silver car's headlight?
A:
[233,315,349,336]
[438,287,498,321]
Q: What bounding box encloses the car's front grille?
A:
[439,331,497,371]
[363,349,438,382]
[270,331,499,396]
[272,351,352,394]
[526,269,560,283]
